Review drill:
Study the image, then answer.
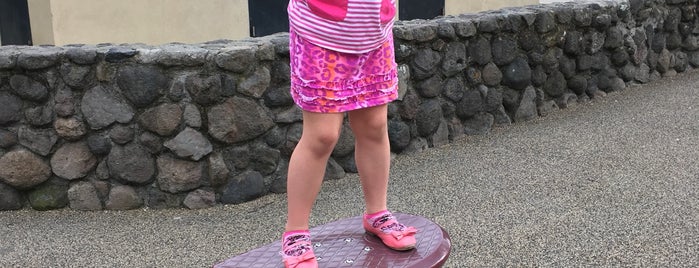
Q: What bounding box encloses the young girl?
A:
[282,0,418,267]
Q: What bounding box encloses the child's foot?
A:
[281,230,318,268]
[363,210,418,251]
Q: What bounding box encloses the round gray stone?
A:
[491,36,518,66]
[238,67,271,98]
[156,155,203,194]
[9,75,49,102]
[208,152,230,187]
[263,86,293,108]
[54,87,76,117]
[107,144,155,185]
[0,129,17,148]
[0,149,51,189]
[87,134,112,156]
[0,92,23,125]
[417,75,443,98]
[220,170,265,204]
[16,47,62,70]
[215,46,256,73]
[568,75,589,95]
[411,48,442,80]
[0,183,22,210]
[388,120,411,153]
[183,189,216,209]
[25,104,55,127]
[50,142,97,180]
[482,62,503,87]
[138,132,163,154]
[152,44,208,67]
[104,47,138,62]
[469,37,492,66]
[105,185,143,210]
[456,89,485,119]
[109,124,134,145]
[183,104,202,128]
[67,181,102,211]
[81,85,135,130]
[441,42,467,76]
[54,117,87,141]
[544,70,567,97]
[28,184,69,211]
[116,65,168,107]
[59,63,93,89]
[442,77,465,102]
[138,103,183,136]
[207,97,275,144]
[185,74,224,105]
[416,99,443,137]
[18,127,58,156]
[463,112,495,135]
[66,47,98,65]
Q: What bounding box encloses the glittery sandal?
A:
[281,230,318,268]
[363,210,418,251]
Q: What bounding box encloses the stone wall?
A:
[1,0,696,211]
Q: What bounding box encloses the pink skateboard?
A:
[214,213,451,267]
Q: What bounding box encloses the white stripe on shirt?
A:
[288,0,395,54]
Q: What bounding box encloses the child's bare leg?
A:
[348,104,390,215]
[285,111,345,232]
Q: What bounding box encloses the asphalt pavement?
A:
[1,70,698,267]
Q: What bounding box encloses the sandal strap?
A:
[282,233,312,257]
[369,213,406,232]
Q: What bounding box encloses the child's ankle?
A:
[283,230,310,239]
[364,209,390,220]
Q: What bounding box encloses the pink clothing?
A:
[289,30,398,113]
[288,0,396,54]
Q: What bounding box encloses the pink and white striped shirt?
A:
[288,0,396,54]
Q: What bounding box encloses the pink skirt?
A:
[289,29,399,113]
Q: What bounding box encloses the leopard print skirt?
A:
[289,29,398,113]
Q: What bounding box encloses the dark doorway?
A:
[399,0,444,20]
[248,0,290,37]
[0,0,33,45]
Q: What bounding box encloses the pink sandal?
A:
[281,231,318,268]
[363,210,418,251]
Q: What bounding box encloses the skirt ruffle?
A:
[289,29,398,113]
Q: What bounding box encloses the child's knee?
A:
[316,130,341,147]
[351,118,387,140]
[304,128,341,154]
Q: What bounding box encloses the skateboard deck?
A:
[214,213,451,268]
